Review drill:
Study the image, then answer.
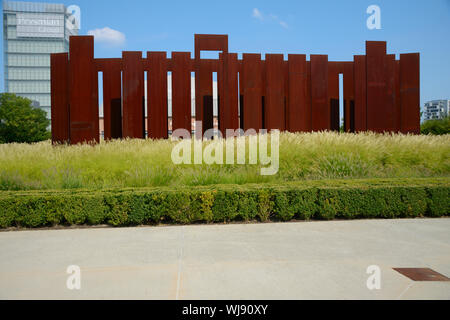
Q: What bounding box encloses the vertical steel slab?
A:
[265,54,285,131]
[306,61,312,132]
[400,53,420,134]
[147,52,168,139]
[195,60,213,134]
[310,55,329,131]
[194,35,228,136]
[353,55,367,132]
[287,54,308,132]
[171,52,192,133]
[218,52,239,132]
[328,62,340,131]
[242,54,263,131]
[366,41,387,133]
[395,60,401,132]
[122,51,144,139]
[69,36,99,144]
[283,60,289,130]
[385,54,396,132]
[102,61,122,140]
[343,62,355,132]
[51,52,70,144]
[328,62,340,101]
[239,62,244,129]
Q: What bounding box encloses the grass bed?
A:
[0,132,449,191]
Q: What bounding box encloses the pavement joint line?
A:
[396,281,415,300]
[175,226,185,300]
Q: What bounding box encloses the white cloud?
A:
[252,8,289,29]
[279,21,289,29]
[252,8,263,20]
[87,27,126,46]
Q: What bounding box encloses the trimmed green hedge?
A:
[0,179,449,229]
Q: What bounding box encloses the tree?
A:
[0,93,51,143]
[421,116,450,135]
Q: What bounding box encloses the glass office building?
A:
[2,0,78,118]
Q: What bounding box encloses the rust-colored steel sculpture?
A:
[101,59,122,140]
[68,36,99,144]
[147,51,168,139]
[51,34,420,145]
[287,54,308,132]
[50,52,69,144]
[171,52,192,134]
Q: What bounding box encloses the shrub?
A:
[288,188,318,220]
[212,190,240,222]
[426,186,450,217]
[257,189,273,222]
[273,191,296,221]
[0,179,448,229]
[104,194,129,226]
[421,117,450,135]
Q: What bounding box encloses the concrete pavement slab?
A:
[0,219,449,299]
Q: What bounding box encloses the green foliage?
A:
[289,188,318,220]
[104,194,129,226]
[0,93,50,143]
[257,189,272,222]
[212,190,240,222]
[426,186,450,217]
[0,179,448,229]
[273,191,296,221]
[421,117,450,135]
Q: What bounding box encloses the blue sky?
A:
[1,0,450,108]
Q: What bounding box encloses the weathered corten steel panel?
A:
[283,60,289,130]
[171,52,192,133]
[195,34,228,56]
[385,54,397,133]
[287,54,308,132]
[242,53,263,131]
[354,55,367,132]
[51,52,70,144]
[328,62,341,132]
[265,54,285,131]
[147,52,168,139]
[400,53,420,134]
[310,55,329,131]
[218,52,239,132]
[196,60,213,134]
[195,35,228,136]
[328,62,340,100]
[69,36,99,144]
[122,51,144,139]
[343,62,354,132]
[395,60,401,132]
[102,60,122,140]
[366,41,387,133]
[239,63,244,129]
[306,61,312,129]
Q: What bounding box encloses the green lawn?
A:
[0,131,449,191]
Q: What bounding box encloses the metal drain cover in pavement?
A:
[393,268,450,281]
